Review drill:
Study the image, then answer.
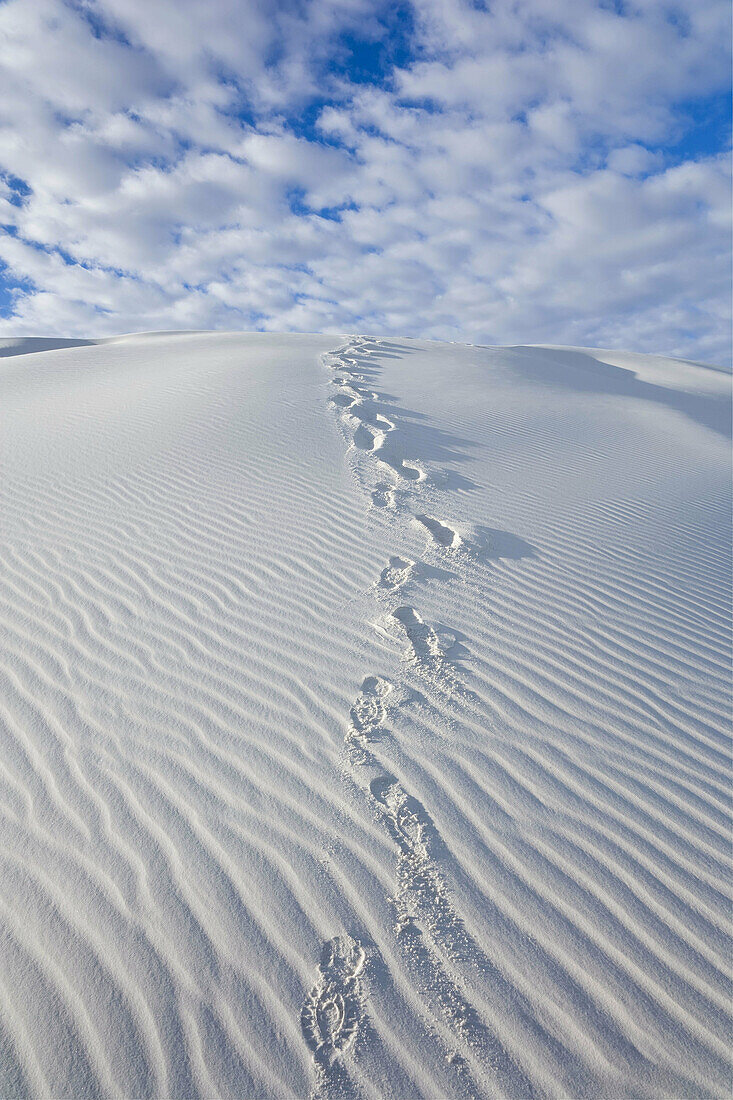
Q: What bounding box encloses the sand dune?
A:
[0,331,730,1098]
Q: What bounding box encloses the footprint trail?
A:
[313,334,539,1097]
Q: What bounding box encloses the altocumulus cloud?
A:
[0,0,730,362]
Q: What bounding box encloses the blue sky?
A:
[0,0,730,363]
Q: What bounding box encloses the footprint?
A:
[331,388,361,409]
[369,774,453,938]
[371,483,397,509]
[349,675,392,733]
[399,461,425,482]
[378,556,414,591]
[391,607,460,693]
[330,375,375,394]
[353,421,386,452]
[415,514,463,550]
[301,936,366,1071]
[368,776,530,1095]
[370,775,430,861]
[375,443,425,483]
[332,393,358,409]
[392,606,446,664]
[347,676,392,761]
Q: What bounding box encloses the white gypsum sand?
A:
[0,331,730,1099]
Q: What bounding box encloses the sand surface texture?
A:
[0,332,730,1098]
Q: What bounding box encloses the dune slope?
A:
[0,331,730,1099]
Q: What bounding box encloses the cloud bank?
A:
[0,0,730,362]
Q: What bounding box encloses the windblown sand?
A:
[0,332,730,1099]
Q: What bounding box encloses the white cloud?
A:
[0,0,730,363]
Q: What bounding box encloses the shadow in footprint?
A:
[369,773,451,863]
[353,422,380,451]
[371,483,397,509]
[415,514,463,550]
